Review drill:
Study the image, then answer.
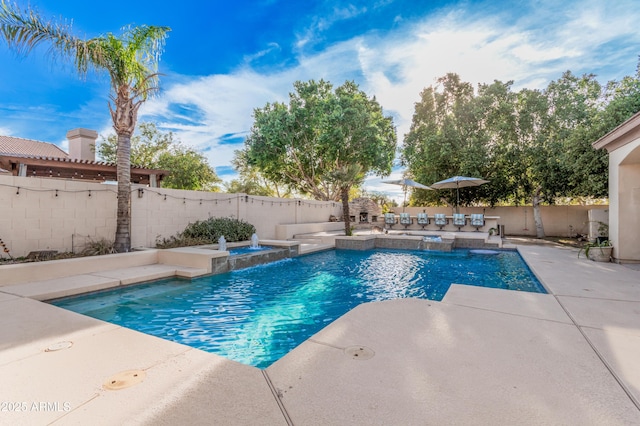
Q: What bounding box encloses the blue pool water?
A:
[51,249,544,368]
[228,246,272,255]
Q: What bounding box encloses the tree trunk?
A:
[114,132,132,252]
[532,186,545,239]
[341,186,351,236]
[110,85,140,253]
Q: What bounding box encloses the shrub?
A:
[155,235,210,249]
[81,238,117,256]
[156,217,256,248]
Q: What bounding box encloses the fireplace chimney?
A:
[67,128,97,161]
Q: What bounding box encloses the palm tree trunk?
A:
[114,132,132,252]
[341,186,351,236]
[111,85,140,253]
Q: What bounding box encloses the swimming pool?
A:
[228,245,273,255]
[51,248,544,368]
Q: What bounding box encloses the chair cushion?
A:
[470,214,484,226]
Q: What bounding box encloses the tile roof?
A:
[0,134,168,176]
[0,153,168,171]
[0,135,69,159]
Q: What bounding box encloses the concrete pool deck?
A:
[1,244,639,424]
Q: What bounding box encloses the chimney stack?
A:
[67,128,97,161]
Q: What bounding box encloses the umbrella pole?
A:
[456,183,460,214]
[402,187,407,213]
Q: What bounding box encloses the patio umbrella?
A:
[430,176,489,213]
[382,178,432,212]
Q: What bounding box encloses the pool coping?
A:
[1,243,639,424]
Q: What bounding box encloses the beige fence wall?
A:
[1,175,610,258]
[397,205,609,237]
[1,175,117,257]
[131,188,340,248]
[1,175,342,257]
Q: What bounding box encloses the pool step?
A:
[298,242,335,255]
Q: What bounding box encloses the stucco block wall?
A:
[131,189,341,248]
[1,176,117,257]
[0,175,342,258]
[398,205,608,238]
[1,174,612,258]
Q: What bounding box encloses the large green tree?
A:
[228,149,293,197]
[402,71,629,238]
[99,122,221,191]
[243,79,397,234]
[564,70,640,199]
[525,72,602,237]
[0,1,169,252]
[402,73,491,208]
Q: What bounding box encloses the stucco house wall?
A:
[593,110,640,263]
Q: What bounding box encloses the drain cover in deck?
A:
[103,370,146,390]
[344,346,375,360]
[45,341,73,352]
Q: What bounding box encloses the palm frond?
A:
[0,0,94,74]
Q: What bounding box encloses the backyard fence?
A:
[0,175,608,258]
[0,175,341,257]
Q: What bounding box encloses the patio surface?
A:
[1,243,639,425]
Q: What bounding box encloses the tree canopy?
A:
[242,79,397,201]
[226,149,293,197]
[402,69,640,236]
[0,1,170,252]
[242,79,397,234]
[98,122,220,191]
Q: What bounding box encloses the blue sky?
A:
[1,0,639,201]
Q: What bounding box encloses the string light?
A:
[1,183,341,211]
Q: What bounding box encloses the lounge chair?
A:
[453,213,466,231]
[400,213,412,229]
[416,213,429,229]
[434,213,447,230]
[384,213,396,229]
[470,214,484,231]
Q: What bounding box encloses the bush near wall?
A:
[156,217,256,248]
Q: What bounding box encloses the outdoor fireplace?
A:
[348,198,382,223]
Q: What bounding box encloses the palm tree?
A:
[0,1,170,252]
[329,164,364,236]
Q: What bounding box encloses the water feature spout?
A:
[250,233,259,249]
[218,236,227,251]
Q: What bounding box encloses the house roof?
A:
[0,135,69,158]
[592,110,640,152]
[0,134,169,184]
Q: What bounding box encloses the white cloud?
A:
[243,43,282,64]
[137,0,640,196]
[295,4,369,50]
